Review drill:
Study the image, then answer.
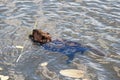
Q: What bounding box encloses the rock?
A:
[59,69,84,78]
[0,67,3,71]
[40,62,48,67]
[0,75,9,80]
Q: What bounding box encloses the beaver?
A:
[29,29,52,44]
[29,29,105,63]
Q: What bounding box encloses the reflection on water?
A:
[0,0,120,80]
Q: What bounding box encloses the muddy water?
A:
[0,0,120,80]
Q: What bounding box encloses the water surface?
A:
[0,0,120,80]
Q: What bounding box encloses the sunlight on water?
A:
[0,0,120,80]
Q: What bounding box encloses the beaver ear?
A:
[33,29,38,32]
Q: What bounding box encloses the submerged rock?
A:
[59,69,84,78]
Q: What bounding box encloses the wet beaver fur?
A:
[29,29,52,44]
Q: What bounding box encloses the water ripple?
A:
[0,0,120,80]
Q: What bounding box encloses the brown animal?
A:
[29,29,105,63]
[29,29,52,44]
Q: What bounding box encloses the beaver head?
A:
[29,29,52,44]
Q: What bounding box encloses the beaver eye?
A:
[47,33,49,35]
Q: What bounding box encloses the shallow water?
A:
[0,0,120,80]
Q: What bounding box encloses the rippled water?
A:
[0,0,120,80]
